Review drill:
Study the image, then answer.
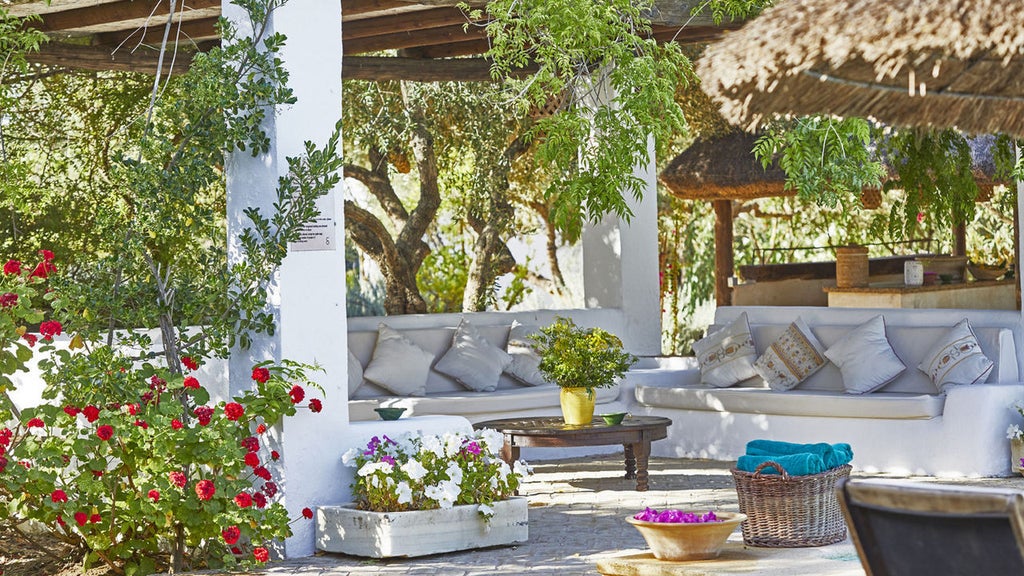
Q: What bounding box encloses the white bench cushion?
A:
[635,385,944,419]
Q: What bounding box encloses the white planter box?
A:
[315,496,529,558]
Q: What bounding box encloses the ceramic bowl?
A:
[374,407,406,421]
[600,412,627,426]
[626,512,746,561]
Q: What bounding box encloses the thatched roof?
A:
[660,131,790,200]
[697,0,1024,137]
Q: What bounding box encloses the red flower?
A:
[288,385,305,404]
[182,376,200,389]
[3,260,21,275]
[252,492,267,509]
[56,515,65,527]
[169,471,187,488]
[29,258,56,279]
[171,419,183,430]
[147,489,160,502]
[149,375,166,391]
[92,470,103,478]
[256,423,267,434]
[253,547,269,563]
[134,419,148,430]
[262,482,277,497]
[253,466,272,481]
[240,436,259,452]
[38,249,55,262]
[244,452,260,468]
[39,320,62,341]
[26,417,44,429]
[0,427,11,446]
[181,356,198,371]
[0,292,17,308]
[234,492,252,508]
[21,333,37,347]
[74,511,87,527]
[302,507,313,519]
[251,366,270,383]
[193,406,213,426]
[63,405,80,418]
[96,425,114,441]
[224,402,244,421]
[51,489,68,503]
[126,403,139,415]
[222,525,241,545]
[271,450,280,461]
[195,479,215,501]
[82,405,99,423]
[308,398,322,413]
[89,513,101,524]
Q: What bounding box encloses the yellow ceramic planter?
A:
[559,387,596,425]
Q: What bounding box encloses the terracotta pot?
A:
[626,512,746,561]
[559,387,596,425]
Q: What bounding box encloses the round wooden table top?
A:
[473,415,671,437]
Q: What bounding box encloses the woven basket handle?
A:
[752,460,789,480]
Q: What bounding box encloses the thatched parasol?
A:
[697,0,1024,137]
[659,131,790,200]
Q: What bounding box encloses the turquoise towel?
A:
[736,453,828,476]
[745,440,853,469]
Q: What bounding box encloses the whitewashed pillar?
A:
[223,0,350,558]
[580,73,661,354]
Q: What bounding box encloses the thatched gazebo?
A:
[697,0,1024,137]
[660,131,790,306]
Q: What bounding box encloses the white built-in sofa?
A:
[633,306,1024,477]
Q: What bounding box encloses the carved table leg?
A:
[500,436,520,466]
[623,443,636,479]
[632,441,651,492]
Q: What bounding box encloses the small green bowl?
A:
[600,412,627,426]
[374,407,406,421]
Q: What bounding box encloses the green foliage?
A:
[478,0,694,237]
[531,316,635,389]
[418,241,470,313]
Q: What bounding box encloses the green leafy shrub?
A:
[531,316,635,390]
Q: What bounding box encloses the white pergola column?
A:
[581,138,661,354]
[224,0,349,558]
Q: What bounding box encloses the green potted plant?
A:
[531,317,636,425]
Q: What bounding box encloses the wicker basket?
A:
[835,245,869,288]
[730,462,852,547]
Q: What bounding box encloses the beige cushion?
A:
[753,317,828,391]
[691,312,757,388]
[435,318,513,392]
[362,323,435,396]
[824,315,906,394]
[348,349,364,396]
[918,318,994,391]
[503,320,550,386]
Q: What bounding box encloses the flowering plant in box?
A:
[342,429,530,519]
[1005,401,1024,441]
[634,508,722,523]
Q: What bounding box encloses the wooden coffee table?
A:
[473,415,672,491]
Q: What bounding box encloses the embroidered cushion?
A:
[917,318,993,391]
[435,318,513,392]
[824,315,906,394]
[754,317,828,391]
[691,312,758,388]
[362,323,435,396]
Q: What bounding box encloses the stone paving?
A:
[224,455,1024,576]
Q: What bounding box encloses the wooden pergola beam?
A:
[33,0,220,33]
[344,55,535,81]
[92,16,221,48]
[392,0,722,27]
[24,42,205,76]
[344,7,482,40]
[343,22,487,55]
[345,0,426,17]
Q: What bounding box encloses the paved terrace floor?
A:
[226,455,1024,576]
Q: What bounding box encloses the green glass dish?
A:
[374,407,406,421]
[600,412,627,426]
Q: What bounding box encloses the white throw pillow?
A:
[435,318,513,392]
[362,323,435,396]
[754,317,828,391]
[503,320,550,386]
[918,318,994,391]
[691,312,758,388]
[347,349,364,396]
[824,315,906,394]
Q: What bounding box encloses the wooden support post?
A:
[953,220,967,257]
[713,199,734,307]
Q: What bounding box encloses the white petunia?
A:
[358,461,394,477]
[395,481,413,504]
[421,434,444,457]
[478,503,494,518]
[513,459,533,477]
[401,458,428,480]
[479,428,504,454]
[341,447,361,466]
[1008,424,1022,440]
[446,461,464,484]
[443,432,463,458]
